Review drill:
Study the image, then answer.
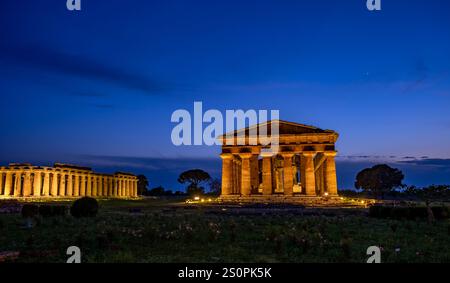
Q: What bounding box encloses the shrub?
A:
[51,205,68,217]
[370,206,392,218]
[369,205,382,218]
[369,206,449,220]
[432,206,449,220]
[38,205,53,217]
[70,197,99,218]
[21,204,39,218]
[390,207,410,219]
[409,207,427,219]
[39,205,67,217]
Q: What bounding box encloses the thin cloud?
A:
[0,43,174,95]
[398,158,450,168]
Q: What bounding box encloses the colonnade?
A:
[0,163,138,198]
[220,150,338,197]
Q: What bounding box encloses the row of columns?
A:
[0,168,138,198]
[221,151,338,197]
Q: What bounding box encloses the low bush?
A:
[369,205,449,220]
[21,204,39,218]
[38,205,68,217]
[431,206,450,219]
[70,197,99,218]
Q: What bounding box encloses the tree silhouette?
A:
[137,175,149,196]
[406,185,450,223]
[355,164,404,198]
[177,169,211,196]
[208,178,221,196]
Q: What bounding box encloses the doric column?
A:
[134,179,138,197]
[282,153,295,196]
[116,178,121,196]
[130,179,134,196]
[59,172,66,196]
[97,176,102,196]
[99,177,104,196]
[261,152,273,195]
[324,151,338,196]
[302,152,317,196]
[116,177,120,196]
[235,158,242,194]
[128,179,132,196]
[220,153,233,196]
[108,177,113,196]
[315,165,324,196]
[250,155,259,193]
[105,177,110,197]
[0,170,4,195]
[232,160,238,194]
[4,171,13,196]
[111,177,115,197]
[23,171,32,197]
[129,179,133,197]
[33,171,42,196]
[239,153,252,196]
[92,175,98,197]
[98,176,104,197]
[86,174,92,196]
[125,179,130,197]
[114,178,119,197]
[73,174,80,197]
[80,174,86,196]
[129,179,133,196]
[67,172,73,197]
[96,176,101,197]
[42,172,50,196]
[95,176,100,197]
[51,172,59,196]
[14,171,23,197]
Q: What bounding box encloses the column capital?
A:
[280,152,295,158]
[220,153,233,159]
[238,153,253,159]
[323,151,338,157]
[260,152,274,158]
[302,151,317,157]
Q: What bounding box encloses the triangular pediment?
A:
[223,120,336,137]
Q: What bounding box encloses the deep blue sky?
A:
[1,0,450,190]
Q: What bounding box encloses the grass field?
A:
[1,198,449,263]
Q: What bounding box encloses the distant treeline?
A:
[340,185,450,201]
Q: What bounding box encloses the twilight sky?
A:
[1,0,450,190]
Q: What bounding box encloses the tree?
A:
[355,164,404,198]
[177,169,211,196]
[208,178,221,196]
[137,175,149,196]
[410,185,450,223]
[148,186,165,196]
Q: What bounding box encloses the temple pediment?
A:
[223,120,337,137]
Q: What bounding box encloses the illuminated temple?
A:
[0,163,138,198]
[219,120,339,202]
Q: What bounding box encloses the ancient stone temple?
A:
[219,120,339,201]
[0,163,138,198]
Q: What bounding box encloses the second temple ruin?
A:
[219,120,339,201]
[0,163,138,198]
